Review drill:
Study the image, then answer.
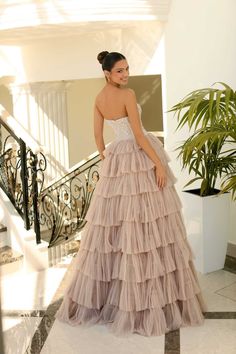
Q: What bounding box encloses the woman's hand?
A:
[99,153,105,160]
[154,162,167,189]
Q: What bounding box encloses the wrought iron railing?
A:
[39,154,102,248]
[0,116,46,244]
[0,109,102,249]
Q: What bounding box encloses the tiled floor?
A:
[1,254,236,354]
[0,257,69,354]
[1,267,67,312]
[197,270,236,311]
[180,319,236,354]
[39,267,236,354]
[41,320,165,354]
[3,316,43,354]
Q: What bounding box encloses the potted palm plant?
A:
[169,82,236,273]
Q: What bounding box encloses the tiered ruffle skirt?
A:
[56,133,207,336]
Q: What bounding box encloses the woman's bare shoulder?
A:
[122,87,137,102]
[95,89,105,105]
[122,87,135,94]
[95,87,136,106]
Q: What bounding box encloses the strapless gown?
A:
[55,103,207,337]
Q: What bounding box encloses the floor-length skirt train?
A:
[56,132,207,337]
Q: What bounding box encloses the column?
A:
[9,82,71,186]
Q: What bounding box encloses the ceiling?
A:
[0,0,172,44]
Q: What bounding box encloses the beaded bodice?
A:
[104,103,148,140]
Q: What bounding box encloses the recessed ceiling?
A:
[0,0,172,44]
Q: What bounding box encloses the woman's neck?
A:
[107,81,120,88]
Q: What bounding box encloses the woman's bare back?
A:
[95,85,131,120]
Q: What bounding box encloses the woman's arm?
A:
[124,89,167,188]
[93,102,105,160]
[124,88,162,166]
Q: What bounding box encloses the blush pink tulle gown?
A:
[56,103,207,337]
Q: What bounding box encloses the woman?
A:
[56,51,207,337]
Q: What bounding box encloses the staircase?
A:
[0,223,24,276]
[0,186,49,273]
[0,223,7,248]
[0,105,102,273]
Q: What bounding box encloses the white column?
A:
[9,82,70,186]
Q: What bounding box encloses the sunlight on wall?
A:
[0,0,168,30]
[0,104,41,153]
[9,84,70,183]
[144,36,165,75]
[0,45,26,83]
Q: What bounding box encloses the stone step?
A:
[0,245,24,276]
[0,224,7,233]
[0,223,8,249]
[48,236,81,267]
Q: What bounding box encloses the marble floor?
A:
[1,253,236,354]
[0,254,72,354]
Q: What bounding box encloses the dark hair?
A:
[97,51,126,71]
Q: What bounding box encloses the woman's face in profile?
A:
[108,59,129,86]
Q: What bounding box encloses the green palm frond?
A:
[168,82,236,131]
[170,82,236,197]
[220,175,236,200]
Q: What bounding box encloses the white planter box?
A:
[182,190,230,274]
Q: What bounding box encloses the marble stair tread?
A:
[0,223,7,233]
[40,229,52,243]
[0,245,23,266]
[65,239,80,255]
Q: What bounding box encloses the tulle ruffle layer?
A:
[85,187,182,225]
[56,292,205,337]
[71,242,194,283]
[94,167,177,197]
[101,133,171,178]
[65,261,201,310]
[81,211,188,254]
[56,133,206,336]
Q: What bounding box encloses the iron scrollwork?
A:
[0,132,25,219]
[0,116,102,247]
[0,119,46,243]
[27,149,47,243]
[39,156,101,248]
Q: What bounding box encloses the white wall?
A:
[164,0,236,244]
[0,21,164,180]
[0,1,235,244]
[66,78,114,167]
[0,21,164,83]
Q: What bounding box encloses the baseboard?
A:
[227,242,236,258]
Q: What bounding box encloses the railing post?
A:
[31,151,41,244]
[0,115,45,244]
[19,138,30,230]
[0,123,2,153]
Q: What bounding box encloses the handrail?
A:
[0,113,47,244]
[0,104,103,248]
[38,131,164,248]
[41,145,110,195]
[0,116,19,142]
[39,152,102,247]
[0,104,47,155]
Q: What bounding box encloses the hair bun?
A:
[97,51,109,64]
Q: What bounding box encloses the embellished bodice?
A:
[104,103,148,140]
